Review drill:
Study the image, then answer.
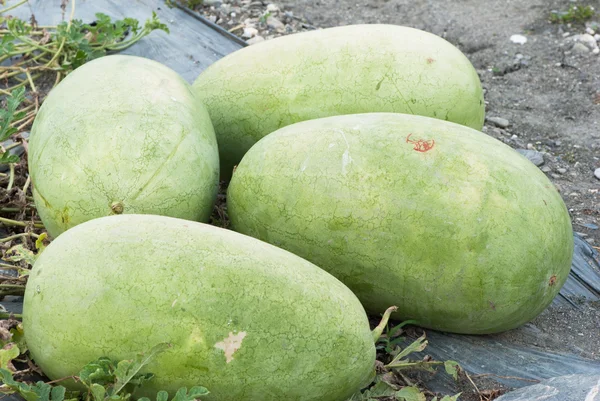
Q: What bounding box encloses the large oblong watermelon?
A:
[192,24,485,180]
[28,55,219,238]
[227,112,574,334]
[23,214,379,401]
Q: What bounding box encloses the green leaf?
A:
[35,233,48,254]
[395,386,426,401]
[0,343,20,369]
[171,387,210,401]
[112,343,171,395]
[50,386,66,401]
[11,324,28,354]
[0,86,26,142]
[4,244,37,266]
[439,394,462,401]
[386,334,428,368]
[444,360,460,381]
[77,357,116,387]
[89,383,106,401]
[0,152,19,164]
[156,391,169,401]
[144,12,170,34]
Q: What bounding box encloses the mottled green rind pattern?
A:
[28,55,219,238]
[22,214,375,401]
[227,113,574,334]
[192,24,485,179]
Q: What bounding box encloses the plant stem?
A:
[0,207,24,212]
[0,233,33,243]
[0,216,44,228]
[0,313,22,320]
[0,0,28,14]
[24,69,38,93]
[0,284,25,290]
[6,163,15,191]
[47,0,76,67]
[0,262,19,269]
[372,306,398,342]
[22,175,31,194]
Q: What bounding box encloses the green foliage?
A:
[375,319,418,355]
[165,0,204,9]
[0,87,26,164]
[0,3,170,166]
[348,326,462,400]
[0,342,209,401]
[550,4,595,24]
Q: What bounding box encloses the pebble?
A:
[266,3,280,12]
[266,16,285,32]
[247,35,265,45]
[511,134,518,140]
[586,27,596,35]
[242,26,258,38]
[541,166,552,173]
[578,33,598,50]
[594,167,600,180]
[526,143,534,150]
[594,48,600,55]
[510,34,527,45]
[595,33,600,41]
[203,0,222,5]
[488,116,510,128]
[516,149,545,166]
[572,42,590,54]
[557,168,567,174]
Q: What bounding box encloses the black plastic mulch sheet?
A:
[1,1,600,399]
[6,0,245,83]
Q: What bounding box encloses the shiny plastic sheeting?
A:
[5,0,244,83]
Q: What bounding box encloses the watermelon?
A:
[23,214,381,401]
[192,24,485,180]
[28,55,219,238]
[226,112,574,334]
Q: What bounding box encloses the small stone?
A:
[557,168,567,174]
[572,42,590,54]
[207,15,217,23]
[247,35,265,45]
[586,27,595,35]
[488,116,510,128]
[562,32,571,37]
[516,149,545,166]
[594,48,600,55]
[594,167,600,180]
[266,16,285,32]
[203,0,222,6]
[574,161,581,168]
[578,33,598,50]
[541,166,552,173]
[510,34,527,45]
[511,134,518,140]
[266,3,280,12]
[551,173,561,179]
[242,27,258,38]
[527,143,534,150]
[595,33,600,41]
